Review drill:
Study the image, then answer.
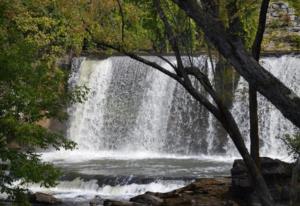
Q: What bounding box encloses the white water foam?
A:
[41,150,237,163]
[29,178,188,201]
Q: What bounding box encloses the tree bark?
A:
[250,0,270,168]
[249,87,260,167]
[172,0,300,130]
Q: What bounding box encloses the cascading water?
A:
[39,55,299,204]
[67,55,299,157]
[226,55,300,159]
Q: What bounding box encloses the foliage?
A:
[224,0,260,48]
[286,0,300,15]
[0,0,88,204]
[287,34,300,49]
[282,133,300,159]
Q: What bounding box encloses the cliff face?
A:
[263,1,300,51]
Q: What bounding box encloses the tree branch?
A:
[96,42,182,82]
[97,41,222,121]
[157,55,177,71]
[252,0,270,61]
[116,0,125,42]
[249,0,270,168]
[172,0,300,130]
[154,0,184,75]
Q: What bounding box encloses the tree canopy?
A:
[0,0,88,203]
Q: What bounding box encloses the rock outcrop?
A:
[30,192,61,205]
[231,157,295,205]
[104,178,241,206]
[264,1,300,51]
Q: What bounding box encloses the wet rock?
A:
[130,193,163,205]
[231,157,294,202]
[30,192,61,204]
[232,157,292,178]
[90,195,103,206]
[105,178,240,206]
[103,200,146,206]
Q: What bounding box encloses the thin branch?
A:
[252,0,270,61]
[146,48,178,71]
[97,41,222,120]
[185,66,221,106]
[116,0,125,42]
[154,0,205,109]
[154,0,184,74]
[96,42,182,82]
[157,55,177,71]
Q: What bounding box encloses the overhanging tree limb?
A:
[97,39,273,206]
[154,0,184,76]
[97,42,224,118]
[172,0,300,129]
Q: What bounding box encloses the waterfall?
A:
[226,55,300,158]
[67,55,299,159]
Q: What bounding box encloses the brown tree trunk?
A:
[172,0,300,130]
[250,0,270,168]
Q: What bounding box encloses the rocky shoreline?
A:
[101,157,296,206]
[1,158,297,206]
[102,178,240,206]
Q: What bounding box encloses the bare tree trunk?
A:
[250,0,270,168]
[172,0,300,130]
[249,87,260,166]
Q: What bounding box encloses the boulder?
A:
[231,157,294,202]
[30,192,61,204]
[232,157,292,177]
